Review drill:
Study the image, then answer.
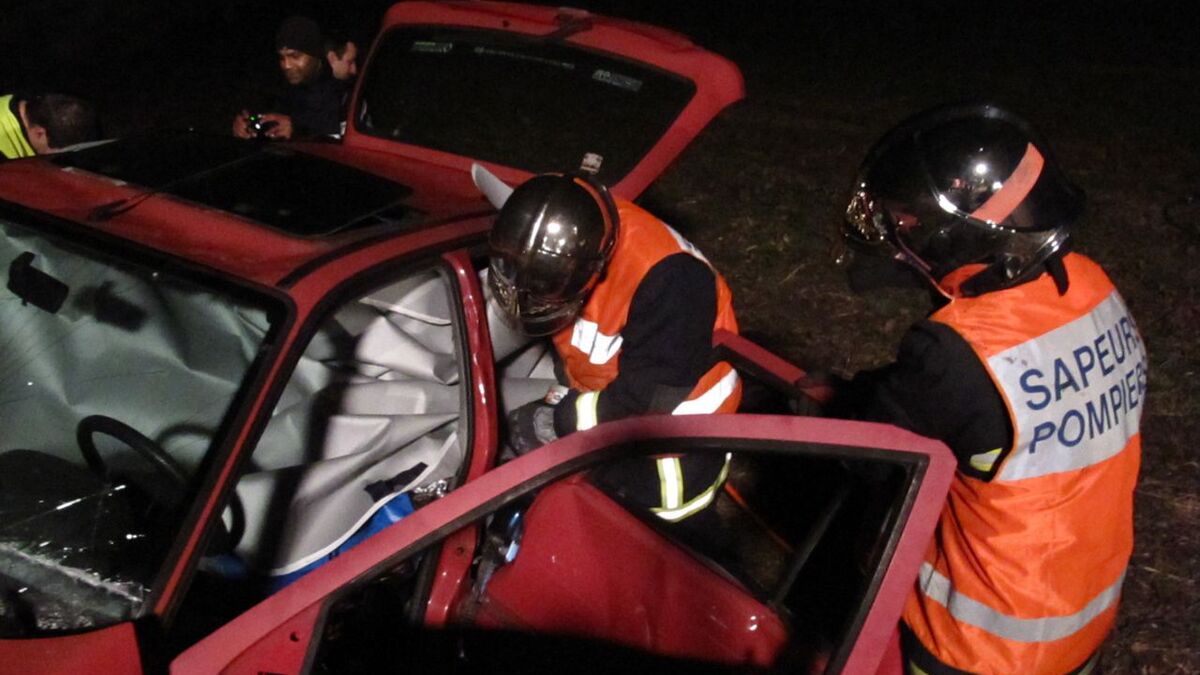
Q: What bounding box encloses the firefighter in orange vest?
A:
[830,104,1145,674]
[489,173,741,524]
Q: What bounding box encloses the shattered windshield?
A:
[0,215,278,636]
[355,26,696,185]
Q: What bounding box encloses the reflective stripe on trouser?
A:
[650,453,731,522]
[917,562,1126,643]
[574,370,739,521]
[653,369,738,520]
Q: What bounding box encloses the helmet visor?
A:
[841,187,929,273]
[844,189,890,247]
[488,256,587,336]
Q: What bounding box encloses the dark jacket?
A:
[275,74,350,139]
[826,318,1011,480]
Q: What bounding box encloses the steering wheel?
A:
[76,414,188,490]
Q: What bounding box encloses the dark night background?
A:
[2,1,1198,672]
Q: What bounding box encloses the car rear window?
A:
[53,133,419,238]
[355,26,697,185]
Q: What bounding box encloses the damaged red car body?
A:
[0,3,954,674]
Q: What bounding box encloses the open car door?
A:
[342,1,745,199]
[172,414,952,674]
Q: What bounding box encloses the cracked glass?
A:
[0,216,277,636]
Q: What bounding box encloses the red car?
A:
[0,3,954,673]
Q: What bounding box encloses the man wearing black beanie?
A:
[232,16,350,140]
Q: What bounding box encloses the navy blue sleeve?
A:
[555,253,717,433]
[826,320,1013,480]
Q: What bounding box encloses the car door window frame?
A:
[159,251,478,651]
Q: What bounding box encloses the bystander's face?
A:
[328,42,359,81]
[278,48,322,85]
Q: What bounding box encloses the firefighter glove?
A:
[507,400,559,455]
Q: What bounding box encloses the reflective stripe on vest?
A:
[572,369,741,433]
[986,290,1147,481]
[917,563,1126,644]
[664,223,712,265]
[569,318,624,366]
[672,369,740,415]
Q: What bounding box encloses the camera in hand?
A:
[246,113,278,139]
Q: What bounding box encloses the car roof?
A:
[0,134,493,288]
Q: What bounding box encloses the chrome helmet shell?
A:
[843,103,1082,297]
[488,174,619,336]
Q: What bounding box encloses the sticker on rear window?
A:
[580,153,603,174]
[592,69,643,92]
[473,46,575,71]
[411,41,453,54]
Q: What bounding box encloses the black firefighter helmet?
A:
[841,103,1084,297]
[488,173,619,336]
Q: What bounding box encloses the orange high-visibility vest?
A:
[905,253,1145,674]
[552,199,741,415]
[552,200,741,522]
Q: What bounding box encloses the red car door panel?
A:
[469,476,789,666]
[0,623,142,675]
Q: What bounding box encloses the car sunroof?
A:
[54,133,418,238]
